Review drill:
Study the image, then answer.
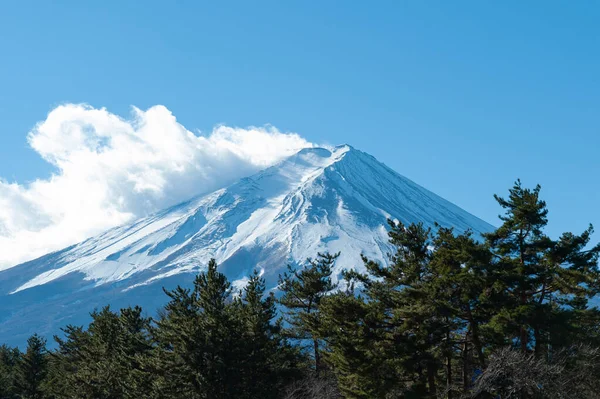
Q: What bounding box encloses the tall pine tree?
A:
[49,306,153,399]
[484,180,600,356]
[14,334,48,399]
[278,252,339,376]
[235,270,302,398]
[0,344,20,399]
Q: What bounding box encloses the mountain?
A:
[0,145,494,346]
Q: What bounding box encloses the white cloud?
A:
[0,104,313,269]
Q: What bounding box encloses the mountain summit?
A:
[0,145,493,345]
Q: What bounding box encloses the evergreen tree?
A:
[319,282,391,399]
[322,222,492,398]
[279,252,339,376]
[484,180,600,356]
[362,221,441,397]
[50,306,153,399]
[321,221,439,398]
[14,334,48,399]
[46,325,89,398]
[427,226,494,394]
[153,259,244,398]
[235,270,302,398]
[0,344,20,399]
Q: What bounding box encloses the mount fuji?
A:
[0,145,494,346]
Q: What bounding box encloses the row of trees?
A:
[317,181,600,398]
[2,262,305,399]
[1,180,600,398]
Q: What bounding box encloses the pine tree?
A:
[278,252,339,376]
[484,180,600,357]
[154,259,244,399]
[0,344,20,399]
[381,221,447,397]
[50,306,153,399]
[46,325,89,398]
[14,334,48,399]
[319,283,391,399]
[359,221,442,396]
[235,270,302,398]
[427,225,494,394]
[322,221,495,398]
[321,221,440,398]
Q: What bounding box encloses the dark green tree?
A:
[484,180,600,357]
[319,282,390,399]
[278,252,339,376]
[427,226,494,394]
[321,221,440,398]
[235,270,302,398]
[45,325,89,398]
[49,306,153,399]
[153,259,245,398]
[0,344,20,399]
[14,334,48,399]
[362,221,441,397]
[322,222,494,398]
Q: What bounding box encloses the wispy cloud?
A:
[0,104,312,269]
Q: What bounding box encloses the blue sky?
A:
[0,1,598,247]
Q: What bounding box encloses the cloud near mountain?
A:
[0,104,312,269]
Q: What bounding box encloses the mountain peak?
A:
[0,145,494,346]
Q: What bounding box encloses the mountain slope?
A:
[0,145,494,346]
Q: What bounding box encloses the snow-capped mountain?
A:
[0,145,494,346]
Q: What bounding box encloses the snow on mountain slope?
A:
[0,145,494,346]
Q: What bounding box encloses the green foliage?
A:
[235,270,303,398]
[321,221,445,397]
[278,252,339,375]
[320,287,391,399]
[484,180,600,356]
[153,259,302,398]
[48,306,153,399]
[153,258,239,398]
[0,344,20,399]
[14,334,48,399]
[319,181,600,398]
